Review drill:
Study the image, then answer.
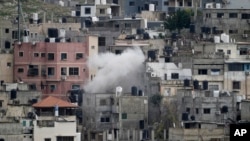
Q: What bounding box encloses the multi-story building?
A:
[13,35,98,96]
[0,53,13,83]
[32,96,80,141]
[201,0,250,41]
[82,87,148,141]
[0,83,41,141]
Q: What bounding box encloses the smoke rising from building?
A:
[84,47,145,93]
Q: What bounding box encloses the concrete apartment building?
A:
[201,0,250,41]
[13,35,98,97]
[0,83,41,141]
[32,96,81,141]
[82,88,148,141]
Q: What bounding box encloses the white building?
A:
[33,96,80,141]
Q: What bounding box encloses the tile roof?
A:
[32,96,78,108]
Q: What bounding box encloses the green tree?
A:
[164,9,191,33]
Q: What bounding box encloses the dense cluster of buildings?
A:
[0,0,250,141]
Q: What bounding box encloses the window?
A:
[61,67,67,75]
[122,113,127,119]
[203,108,210,114]
[188,2,192,6]
[100,117,110,122]
[125,23,131,28]
[29,84,36,90]
[56,136,74,141]
[30,33,33,38]
[233,81,240,89]
[22,120,26,126]
[242,13,250,19]
[19,52,24,57]
[7,62,11,67]
[44,138,51,141]
[98,37,106,46]
[229,29,238,34]
[76,53,83,59]
[206,13,211,18]
[41,53,46,57]
[179,2,183,6]
[100,9,105,14]
[217,49,223,53]
[228,63,243,71]
[227,50,231,54]
[72,84,80,89]
[28,65,38,76]
[91,46,95,49]
[48,53,54,60]
[69,67,79,75]
[229,13,238,18]
[217,13,224,18]
[34,53,39,57]
[196,108,199,114]
[152,1,158,6]
[12,30,18,39]
[100,99,107,105]
[0,100,3,107]
[5,28,9,33]
[61,53,67,60]
[211,69,220,75]
[171,73,179,79]
[129,1,135,6]
[48,67,55,76]
[186,108,190,113]
[85,7,91,14]
[198,69,207,75]
[209,85,219,90]
[50,85,56,91]
[164,1,169,6]
[18,68,24,73]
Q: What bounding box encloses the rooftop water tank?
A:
[101,0,106,5]
[107,8,112,15]
[149,4,155,11]
[216,3,221,9]
[214,36,220,43]
[95,0,100,5]
[33,13,38,21]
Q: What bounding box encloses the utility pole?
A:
[18,0,21,42]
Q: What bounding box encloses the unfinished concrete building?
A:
[82,87,148,141]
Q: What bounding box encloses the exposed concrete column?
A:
[116,130,119,141]
[112,130,115,141]
[175,0,177,7]
[192,0,194,7]
[183,0,185,7]
[139,130,143,140]
[151,130,155,141]
[87,130,91,141]
[127,129,130,141]
[164,129,166,140]
[133,129,136,141]
[103,131,107,141]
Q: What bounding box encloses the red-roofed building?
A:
[32,96,81,141]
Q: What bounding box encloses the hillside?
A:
[0,0,71,21]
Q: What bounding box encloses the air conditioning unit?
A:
[215,111,221,115]
[61,75,67,80]
[151,72,157,77]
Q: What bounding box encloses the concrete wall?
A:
[169,127,224,141]
[241,100,250,120]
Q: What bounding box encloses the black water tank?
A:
[38,19,42,24]
[203,80,208,90]
[193,80,199,90]
[165,57,170,62]
[10,89,17,100]
[131,86,137,96]
[76,11,80,16]
[190,24,195,33]
[184,79,190,87]
[48,28,58,38]
[182,112,189,121]
[139,120,144,129]
[45,38,50,42]
[55,38,60,42]
[32,99,38,104]
[138,90,143,96]
[29,18,33,24]
[201,27,206,33]
[212,27,217,34]
[0,80,4,86]
[137,28,145,34]
[62,17,67,23]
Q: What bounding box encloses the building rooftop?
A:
[32,96,77,108]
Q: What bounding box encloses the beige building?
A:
[0,53,13,83]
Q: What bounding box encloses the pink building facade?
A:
[14,36,98,97]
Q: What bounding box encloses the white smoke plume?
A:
[84,47,145,93]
